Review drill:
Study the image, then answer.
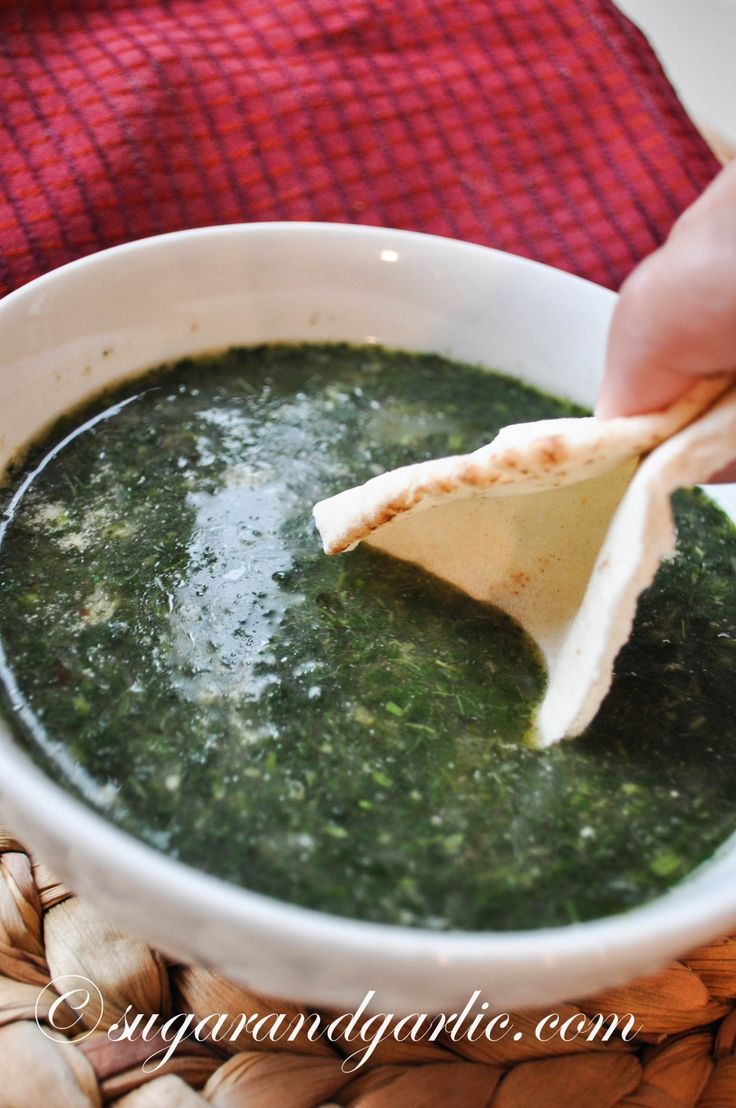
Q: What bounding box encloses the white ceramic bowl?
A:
[1,222,735,1014]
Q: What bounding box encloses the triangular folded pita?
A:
[313,377,736,746]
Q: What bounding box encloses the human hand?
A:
[597,161,736,479]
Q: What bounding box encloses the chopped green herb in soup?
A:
[1,343,735,931]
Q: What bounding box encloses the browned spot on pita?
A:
[537,435,568,466]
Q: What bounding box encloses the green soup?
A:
[1,343,735,931]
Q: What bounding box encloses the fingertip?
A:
[596,359,701,422]
[706,459,736,484]
[594,382,624,421]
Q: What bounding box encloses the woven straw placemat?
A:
[1,828,735,1107]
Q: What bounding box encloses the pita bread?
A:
[313,376,736,747]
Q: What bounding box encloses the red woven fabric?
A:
[0,0,720,297]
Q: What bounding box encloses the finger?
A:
[596,248,704,417]
[597,165,736,419]
[669,158,736,240]
[706,459,736,484]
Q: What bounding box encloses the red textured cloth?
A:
[0,0,720,297]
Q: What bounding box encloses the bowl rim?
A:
[1,220,736,982]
